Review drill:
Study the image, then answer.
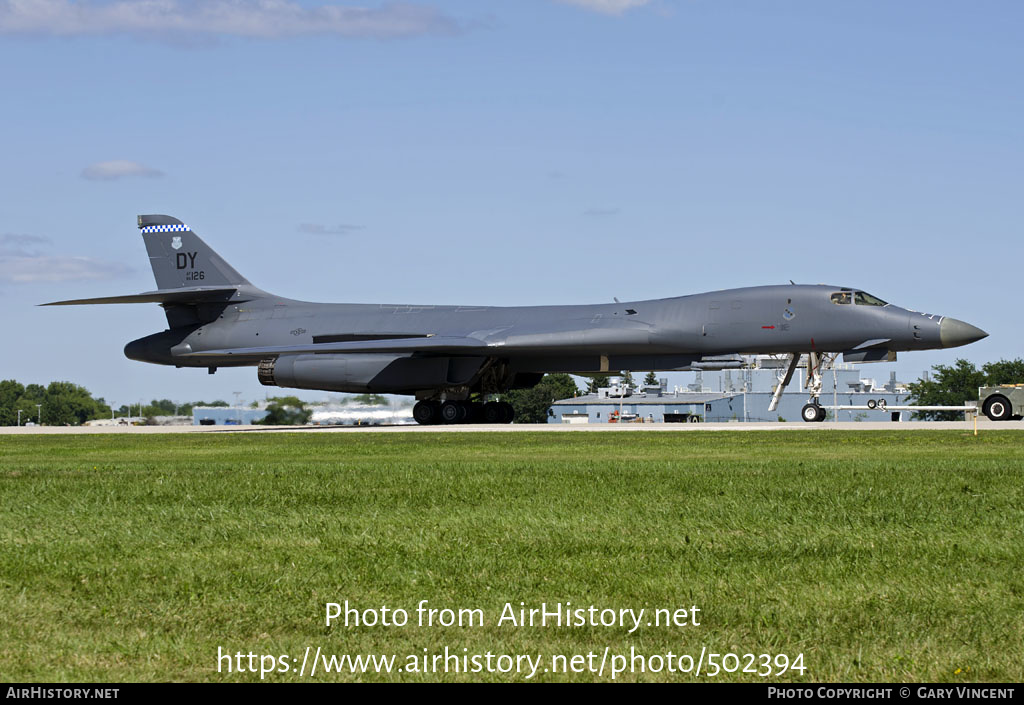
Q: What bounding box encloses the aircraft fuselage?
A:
[48,215,987,422]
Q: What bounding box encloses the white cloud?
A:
[80,160,164,181]
[0,0,460,40]
[0,233,49,251]
[555,0,651,15]
[0,255,133,283]
[584,207,620,216]
[0,233,133,283]
[298,222,364,235]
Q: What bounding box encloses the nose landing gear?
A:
[801,402,826,423]
[768,351,837,423]
[800,351,838,422]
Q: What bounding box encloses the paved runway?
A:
[2,419,1021,434]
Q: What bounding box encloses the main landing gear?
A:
[413,400,515,425]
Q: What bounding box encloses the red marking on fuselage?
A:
[762,325,775,329]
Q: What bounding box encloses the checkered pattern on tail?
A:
[140,224,191,233]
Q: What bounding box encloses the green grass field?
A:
[1,430,1022,682]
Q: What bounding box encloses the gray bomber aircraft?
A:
[45,215,988,424]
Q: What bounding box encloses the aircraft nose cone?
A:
[939,317,988,349]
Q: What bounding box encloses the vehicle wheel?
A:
[413,401,440,425]
[802,403,823,423]
[499,401,515,424]
[481,402,504,424]
[983,395,1013,421]
[440,401,464,424]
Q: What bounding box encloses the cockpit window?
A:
[830,292,852,305]
[854,291,888,306]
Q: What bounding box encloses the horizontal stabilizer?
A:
[41,286,243,306]
[182,336,489,358]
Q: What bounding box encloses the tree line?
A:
[114,398,233,419]
[0,379,231,426]
[0,380,111,426]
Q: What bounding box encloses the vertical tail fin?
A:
[138,215,250,290]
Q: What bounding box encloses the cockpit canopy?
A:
[830,289,888,307]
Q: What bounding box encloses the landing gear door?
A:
[702,300,720,338]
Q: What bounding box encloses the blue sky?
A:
[1,0,1021,408]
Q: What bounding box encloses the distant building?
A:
[192,407,269,426]
[553,390,735,424]
[550,365,912,423]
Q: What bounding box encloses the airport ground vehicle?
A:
[979,385,1024,421]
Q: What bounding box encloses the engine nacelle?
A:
[258,354,487,394]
